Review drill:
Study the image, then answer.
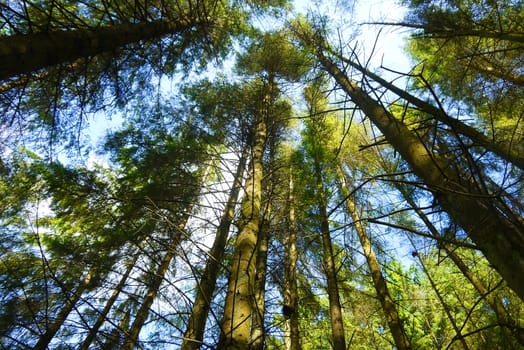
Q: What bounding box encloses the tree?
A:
[338,166,412,350]
[218,30,304,349]
[1,1,523,348]
[218,78,270,349]
[283,164,300,350]
[300,84,347,350]
[293,21,524,300]
[182,146,248,350]
[0,0,246,81]
[327,50,524,170]
[400,0,524,163]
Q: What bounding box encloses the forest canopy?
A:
[0,0,523,349]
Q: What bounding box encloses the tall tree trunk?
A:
[284,170,300,350]
[313,160,346,350]
[396,184,524,346]
[250,207,270,350]
[307,45,524,300]
[121,217,189,350]
[219,100,269,349]
[181,148,248,350]
[79,253,138,350]
[337,167,411,350]
[33,269,93,350]
[331,51,524,169]
[251,133,279,350]
[0,19,196,81]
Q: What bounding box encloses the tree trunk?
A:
[250,208,270,350]
[181,147,248,350]
[251,132,279,350]
[79,254,138,350]
[338,167,411,350]
[397,184,524,346]
[365,22,524,44]
[314,160,346,350]
[121,217,189,350]
[103,305,131,349]
[0,19,195,81]
[33,270,93,350]
[332,52,524,170]
[219,103,268,349]
[284,170,300,350]
[311,48,524,300]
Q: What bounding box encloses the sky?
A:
[292,0,411,73]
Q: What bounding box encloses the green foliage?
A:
[1,1,523,348]
[404,0,524,152]
[236,30,310,81]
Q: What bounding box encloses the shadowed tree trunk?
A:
[251,133,279,350]
[0,19,198,81]
[250,207,270,350]
[338,166,411,350]
[313,160,346,350]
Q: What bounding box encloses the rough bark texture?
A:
[335,54,524,170]
[250,211,270,350]
[284,170,300,350]
[181,149,248,350]
[314,160,346,350]
[314,50,524,301]
[338,168,411,350]
[0,19,194,81]
[219,111,268,350]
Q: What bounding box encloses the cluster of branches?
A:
[0,0,522,349]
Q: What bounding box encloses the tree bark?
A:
[250,207,270,350]
[310,47,524,300]
[33,270,93,350]
[181,148,248,350]
[338,167,411,350]
[313,160,346,350]
[396,184,524,346]
[219,95,269,349]
[331,51,524,170]
[284,170,300,350]
[0,19,195,81]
